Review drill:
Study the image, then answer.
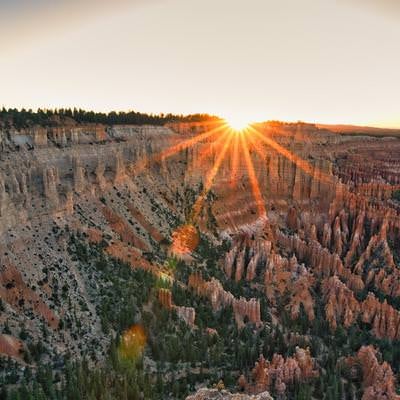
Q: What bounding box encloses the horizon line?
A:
[1,105,400,130]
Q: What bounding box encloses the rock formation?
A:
[188,273,261,327]
[233,297,262,327]
[322,276,360,330]
[1,118,400,396]
[189,273,234,310]
[322,276,400,339]
[158,288,196,326]
[223,235,272,282]
[346,346,400,400]
[263,251,315,321]
[185,388,274,400]
[249,347,318,396]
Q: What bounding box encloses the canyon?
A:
[1,116,400,399]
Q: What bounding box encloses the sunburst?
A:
[224,115,253,132]
[130,117,334,255]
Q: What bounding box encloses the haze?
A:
[1,0,399,127]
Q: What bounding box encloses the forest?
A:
[3,231,400,400]
[0,108,219,129]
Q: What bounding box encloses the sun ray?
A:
[159,123,229,161]
[246,131,268,161]
[229,131,241,187]
[254,122,311,141]
[248,126,333,185]
[197,128,232,166]
[131,122,229,175]
[192,131,234,220]
[239,131,267,217]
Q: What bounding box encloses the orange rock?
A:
[347,346,400,400]
[250,347,318,395]
[188,273,261,327]
[322,276,360,330]
[0,261,59,329]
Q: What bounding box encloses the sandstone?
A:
[249,347,318,395]
[346,346,400,400]
[188,273,261,327]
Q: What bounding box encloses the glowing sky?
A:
[1,0,399,127]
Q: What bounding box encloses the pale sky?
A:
[1,0,399,127]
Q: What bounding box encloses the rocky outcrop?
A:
[223,235,272,282]
[286,206,299,231]
[175,306,196,327]
[361,293,400,340]
[171,224,199,257]
[250,347,318,396]
[323,276,400,339]
[322,276,360,330]
[353,229,400,298]
[158,288,173,309]
[158,288,196,327]
[188,273,261,327]
[0,124,182,238]
[126,202,164,242]
[185,388,273,400]
[335,146,400,186]
[346,346,400,400]
[264,252,315,321]
[233,297,262,328]
[105,240,156,273]
[189,273,234,310]
[2,118,400,397]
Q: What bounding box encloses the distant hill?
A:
[316,123,400,137]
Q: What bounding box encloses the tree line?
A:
[0,108,220,129]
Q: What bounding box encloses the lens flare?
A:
[119,324,147,361]
[171,224,200,255]
[125,117,333,263]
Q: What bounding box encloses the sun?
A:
[224,115,252,132]
[129,112,333,257]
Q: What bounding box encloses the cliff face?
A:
[0,124,181,232]
[0,123,191,362]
